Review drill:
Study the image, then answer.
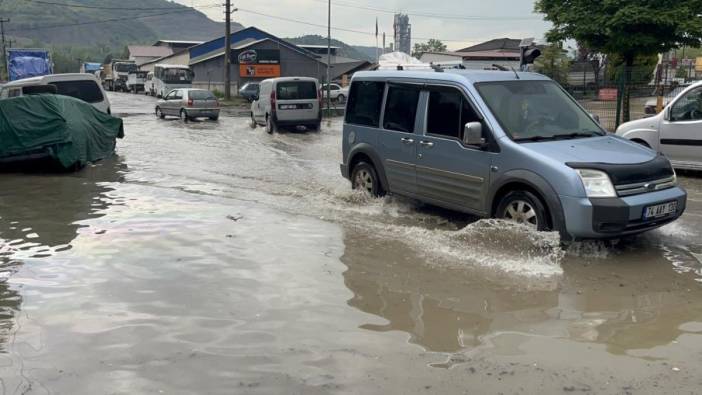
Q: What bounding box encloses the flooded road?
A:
[1,92,702,394]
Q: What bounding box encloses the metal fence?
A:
[546,63,701,131]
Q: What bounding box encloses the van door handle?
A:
[419,141,434,148]
[401,137,415,144]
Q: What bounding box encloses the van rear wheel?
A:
[351,162,384,197]
[265,116,276,134]
[496,191,550,231]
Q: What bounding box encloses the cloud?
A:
[176,0,551,50]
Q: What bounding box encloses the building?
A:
[393,14,411,55]
[187,27,330,93]
[154,40,204,51]
[127,45,174,66]
[139,49,192,73]
[419,37,525,70]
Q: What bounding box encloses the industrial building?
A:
[393,14,411,55]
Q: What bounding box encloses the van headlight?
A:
[576,169,616,198]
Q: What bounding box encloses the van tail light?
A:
[270,90,276,113]
[187,98,193,107]
[319,88,323,108]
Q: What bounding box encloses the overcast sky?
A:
[175,0,552,50]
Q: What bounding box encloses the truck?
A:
[80,62,102,75]
[6,48,53,82]
[126,70,148,93]
[101,59,137,92]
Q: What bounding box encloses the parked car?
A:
[322,83,349,103]
[250,77,322,133]
[341,70,687,240]
[0,73,111,114]
[618,81,702,171]
[155,88,220,121]
[644,85,690,115]
[239,82,260,102]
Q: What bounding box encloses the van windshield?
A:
[277,81,317,100]
[115,63,137,73]
[475,80,605,142]
[162,68,193,84]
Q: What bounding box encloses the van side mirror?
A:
[664,107,672,121]
[590,113,600,124]
[463,122,485,146]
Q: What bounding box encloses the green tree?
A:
[535,44,571,85]
[535,0,702,122]
[412,39,447,57]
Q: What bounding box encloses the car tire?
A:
[156,107,165,119]
[337,94,346,103]
[308,122,321,131]
[209,115,219,121]
[250,113,257,129]
[351,162,385,197]
[265,115,276,134]
[496,190,550,231]
[180,109,189,122]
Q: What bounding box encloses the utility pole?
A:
[224,0,232,100]
[326,0,331,115]
[0,18,9,81]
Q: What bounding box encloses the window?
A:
[345,81,384,127]
[475,81,603,141]
[671,87,702,122]
[173,90,183,100]
[426,87,482,140]
[276,81,318,100]
[50,80,104,103]
[8,88,21,98]
[383,85,420,133]
[165,90,177,100]
[189,90,215,100]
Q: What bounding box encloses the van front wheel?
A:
[496,191,550,231]
[351,162,384,197]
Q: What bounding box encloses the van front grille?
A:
[615,176,676,197]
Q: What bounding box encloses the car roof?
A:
[263,77,318,83]
[351,70,551,84]
[3,73,100,87]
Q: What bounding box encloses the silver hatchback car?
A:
[156,88,220,121]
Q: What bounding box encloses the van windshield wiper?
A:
[514,131,604,142]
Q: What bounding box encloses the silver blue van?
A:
[340,70,687,239]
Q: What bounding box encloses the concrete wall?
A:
[462,60,521,70]
[191,40,326,95]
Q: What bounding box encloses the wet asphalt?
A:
[0,92,702,394]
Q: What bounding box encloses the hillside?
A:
[286,35,374,62]
[0,0,243,47]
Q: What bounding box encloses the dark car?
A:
[239,82,260,102]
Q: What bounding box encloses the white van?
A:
[0,73,111,114]
[250,77,322,133]
[144,71,155,96]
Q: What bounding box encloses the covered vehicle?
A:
[0,95,124,169]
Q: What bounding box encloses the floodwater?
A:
[1,93,702,394]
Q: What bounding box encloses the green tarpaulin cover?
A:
[0,94,124,169]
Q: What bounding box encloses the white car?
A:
[0,73,111,114]
[251,77,322,133]
[644,85,690,115]
[322,83,349,103]
[617,81,702,171]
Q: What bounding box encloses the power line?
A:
[309,0,541,21]
[236,7,480,43]
[23,0,217,11]
[6,5,220,33]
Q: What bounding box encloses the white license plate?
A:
[644,201,677,219]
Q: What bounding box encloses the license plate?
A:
[643,201,677,219]
[279,104,311,110]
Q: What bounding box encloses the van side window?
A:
[383,85,420,133]
[8,88,21,98]
[427,87,484,140]
[346,81,384,127]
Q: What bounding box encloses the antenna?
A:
[510,66,520,80]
